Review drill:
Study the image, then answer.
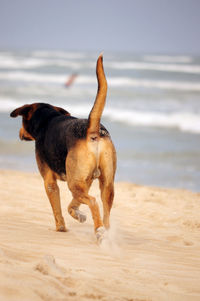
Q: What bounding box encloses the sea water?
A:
[0,50,200,191]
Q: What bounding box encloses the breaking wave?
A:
[2,98,200,134]
[0,71,200,91]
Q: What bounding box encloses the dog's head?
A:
[10,103,70,141]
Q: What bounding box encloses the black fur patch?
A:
[25,104,110,176]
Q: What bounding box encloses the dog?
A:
[10,54,116,242]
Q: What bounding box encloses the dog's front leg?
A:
[36,154,66,232]
[44,176,67,232]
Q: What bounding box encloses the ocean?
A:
[0,50,200,191]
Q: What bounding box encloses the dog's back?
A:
[36,114,110,177]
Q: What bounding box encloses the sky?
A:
[0,0,200,54]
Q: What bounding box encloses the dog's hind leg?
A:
[69,184,103,231]
[67,179,104,241]
[66,143,104,242]
[68,198,87,223]
[99,179,114,229]
[99,139,116,229]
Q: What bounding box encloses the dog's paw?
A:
[68,208,87,223]
[56,225,67,232]
[96,226,106,244]
[74,209,87,223]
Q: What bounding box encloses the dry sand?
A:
[0,169,200,301]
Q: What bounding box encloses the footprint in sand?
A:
[35,255,64,277]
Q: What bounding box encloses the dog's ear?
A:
[53,106,70,116]
[10,104,32,118]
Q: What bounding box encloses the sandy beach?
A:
[0,169,200,301]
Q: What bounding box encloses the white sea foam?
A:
[0,52,198,74]
[143,55,193,64]
[1,97,200,134]
[108,77,200,91]
[0,56,47,69]
[108,61,200,74]
[0,56,84,70]
[1,71,200,91]
[61,103,200,134]
[31,50,86,59]
[103,108,200,133]
[0,71,66,83]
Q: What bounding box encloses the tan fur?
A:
[87,54,107,140]
[19,127,34,141]
[36,153,67,232]
[66,137,116,232]
[65,55,116,234]
[10,55,116,241]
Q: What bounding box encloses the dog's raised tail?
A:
[87,54,107,140]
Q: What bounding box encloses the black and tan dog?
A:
[10,55,116,242]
